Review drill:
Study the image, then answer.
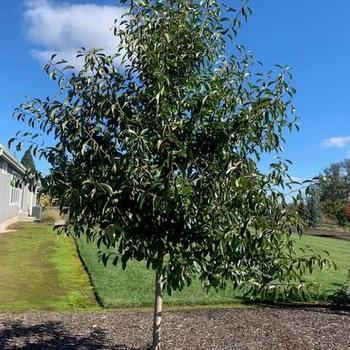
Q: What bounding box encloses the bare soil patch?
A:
[0,307,349,349]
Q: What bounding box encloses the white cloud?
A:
[321,136,350,148]
[24,0,125,68]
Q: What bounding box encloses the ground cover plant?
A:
[0,222,97,311]
[13,0,330,348]
[77,234,347,308]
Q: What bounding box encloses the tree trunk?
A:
[152,271,163,350]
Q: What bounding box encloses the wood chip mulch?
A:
[0,307,349,349]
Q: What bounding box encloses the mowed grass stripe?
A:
[294,234,350,293]
[77,234,350,308]
[76,237,242,308]
[0,222,97,311]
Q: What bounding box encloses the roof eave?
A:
[0,144,26,174]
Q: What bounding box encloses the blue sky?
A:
[0,0,349,179]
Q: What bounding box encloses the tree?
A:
[318,161,350,225]
[21,149,36,172]
[12,1,328,348]
[295,199,308,223]
[320,162,349,203]
[305,186,321,228]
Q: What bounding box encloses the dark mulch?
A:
[1,307,350,349]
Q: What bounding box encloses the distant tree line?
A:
[298,160,350,227]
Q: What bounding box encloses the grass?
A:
[294,234,350,295]
[76,234,350,308]
[0,222,97,311]
[1,222,349,311]
[76,238,242,308]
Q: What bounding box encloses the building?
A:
[0,144,37,232]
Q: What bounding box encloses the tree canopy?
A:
[295,160,350,227]
[317,160,350,225]
[12,0,329,348]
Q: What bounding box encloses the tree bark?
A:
[152,271,163,350]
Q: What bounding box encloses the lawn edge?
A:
[73,236,104,308]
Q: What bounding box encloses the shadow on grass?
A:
[0,321,145,350]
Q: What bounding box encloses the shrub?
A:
[41,207,61,223]
[330,270,350,305]
[39,194,53,209]
[322,199,348,226]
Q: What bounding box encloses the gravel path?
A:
[0,307,350,349]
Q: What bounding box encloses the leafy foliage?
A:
[12,0,328,299]
[329,269,350,305]
[317,161,350,226]
[320,161,350,203]
[39,194,54,209]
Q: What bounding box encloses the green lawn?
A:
[1,222,349,311]
[76,238,241,308]
[0,222,97,311]
[294,234,350,295]
[76,234,350,308]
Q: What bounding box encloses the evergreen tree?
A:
[21,149,36,172]
[305,187,321,227]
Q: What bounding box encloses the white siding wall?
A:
[0,171,20,230]
[0,169,36,231]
